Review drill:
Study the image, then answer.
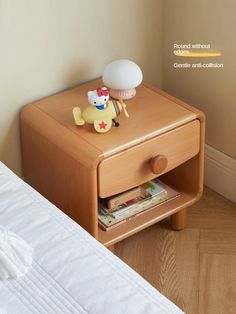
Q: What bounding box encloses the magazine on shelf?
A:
[103,186,142,210]
[100,178,167,216]
[98,179,180,231]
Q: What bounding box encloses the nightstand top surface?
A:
[32,79,198,158]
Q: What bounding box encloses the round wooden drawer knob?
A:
[150,155,168,174]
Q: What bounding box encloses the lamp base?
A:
[109,88,136,100]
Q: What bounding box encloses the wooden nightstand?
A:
[21,79,205,248]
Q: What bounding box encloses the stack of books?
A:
[98,179,180,231]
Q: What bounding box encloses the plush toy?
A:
[73,87,129,133]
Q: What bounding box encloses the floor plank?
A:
[200,230,236,255]
[115,187,236,313]
[188,188,236,230]
[199,254,236,314]
[174,229,200,314]
[116,221,200,313]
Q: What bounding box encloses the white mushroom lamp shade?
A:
[102,59,143,100]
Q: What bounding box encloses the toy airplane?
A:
[73,87,129,133]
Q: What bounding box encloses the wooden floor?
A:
[115,187,236,314]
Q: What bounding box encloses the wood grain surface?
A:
[199,254,236,314]
[115,187,236,314]
[33,79,198,157]
[21,79,205,245]
[98,120,200,197]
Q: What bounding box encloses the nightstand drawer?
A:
[98,120,200,197]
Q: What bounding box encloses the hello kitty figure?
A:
[73,85,129,133]
[87,87,109,110]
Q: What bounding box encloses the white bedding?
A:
[0,162,183,314]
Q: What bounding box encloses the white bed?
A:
[0,162,183,314]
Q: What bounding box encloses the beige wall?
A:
[163,0,236,159]
[4,0,234,176]
[0,0,162,175]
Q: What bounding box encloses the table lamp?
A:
[102,59,143,100]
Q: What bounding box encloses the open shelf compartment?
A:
[97,154,203,246]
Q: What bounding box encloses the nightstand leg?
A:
[108,245,115,253]
[170,208,187,230]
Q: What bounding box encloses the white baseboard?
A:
[204,144,236,203]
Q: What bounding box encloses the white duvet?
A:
[0,162,183,314]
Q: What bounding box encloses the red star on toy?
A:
[99,121,107,129]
